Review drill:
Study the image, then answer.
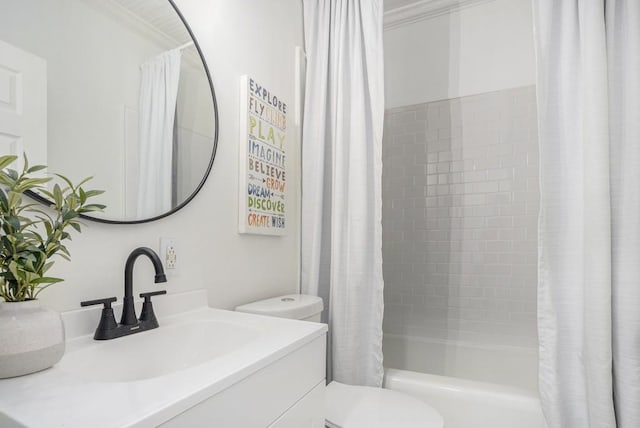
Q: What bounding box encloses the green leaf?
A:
[15,177,52,193]
[6,216,20,232]
[62,210,78,222]
[21,152,29,173]
[26,165,47,174]
[31,277,64,285]
[65,194,78,211]
[34,212,54,223]
[57,245,70,257]
[54,173,75,190]
[0,155,18,170]
[0,188,7,209]
[0,173,14,187]
[38,189,55,200]
[78,187,87,205]
[79,204,106,212]
[42,219,53,237]
[6,169,18,180]
[7,191,22,210]
[23,258,35,273]
[81,189,105,198]
[41,261,54,274]
[8,261,22,281]
[74,176,94,188]
[53,184,63,207]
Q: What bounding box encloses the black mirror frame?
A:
[25,0,219,225]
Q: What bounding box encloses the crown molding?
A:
[384,0,496,30]
[79,0,200,66]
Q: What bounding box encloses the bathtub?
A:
[382,334,547,428]
[383,334,539,390]
[384,369,548,428]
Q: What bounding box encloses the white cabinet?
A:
[161,334,326,427]
[0,291,327,428]
[268,382,325,428]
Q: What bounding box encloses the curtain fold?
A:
[137,49,181,217]
[301,0,385,387]
[607,2,640,426]
[533,1,640,427]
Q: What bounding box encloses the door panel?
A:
[0,39,46,171]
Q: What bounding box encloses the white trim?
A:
[80,0,181,49]
[79,0,201,67]
[384,0,496,30]
[294,46,306,293]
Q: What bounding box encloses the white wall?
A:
[29,0,303,312]
[384,0,536,108]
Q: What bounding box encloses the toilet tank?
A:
[235,294,324,322]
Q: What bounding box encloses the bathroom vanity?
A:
[0,290,327,427]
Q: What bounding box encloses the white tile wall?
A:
[382,86,539,348]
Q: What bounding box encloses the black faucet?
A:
[121,247,167,325]
[80,247,168,340]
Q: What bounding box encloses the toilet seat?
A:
[325,381,444,428]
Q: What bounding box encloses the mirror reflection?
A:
[0,0,217,222]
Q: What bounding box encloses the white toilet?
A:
[235,294,444,428]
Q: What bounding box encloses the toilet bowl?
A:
[235,294,444,428]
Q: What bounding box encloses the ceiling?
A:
[109,0,191,43]
[82,0,191,46]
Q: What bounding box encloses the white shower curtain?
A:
[301,0,385,387]
[533,1,640,427]
[137,49,181,217]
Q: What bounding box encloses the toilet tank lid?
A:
[235,294,324,320]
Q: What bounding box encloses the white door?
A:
[0,39,46,172]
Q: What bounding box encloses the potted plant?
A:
[0,154,105,378]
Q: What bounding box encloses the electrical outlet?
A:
[166,246,177,269]
[160,237,177,272]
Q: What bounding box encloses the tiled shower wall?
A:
[382,85,539,348]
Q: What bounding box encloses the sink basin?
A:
[58,319,260,382]
[0,290,327,428]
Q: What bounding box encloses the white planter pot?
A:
[0,300,65,378]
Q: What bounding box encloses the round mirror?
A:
[0,0,218,223]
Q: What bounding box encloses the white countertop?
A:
[0,290,327,427]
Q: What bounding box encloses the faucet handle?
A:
[80,297,118,340]
[140,290,167,300]
[81,297,117,308]
[139,290,166,327]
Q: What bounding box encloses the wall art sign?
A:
[238,75,287,235]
